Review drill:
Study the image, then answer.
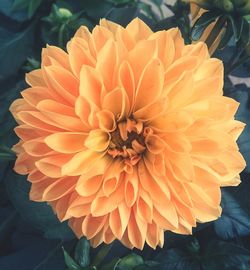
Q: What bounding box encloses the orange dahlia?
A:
[10,18,246,249]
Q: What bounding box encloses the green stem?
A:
[205,15,227,51]
[58,23,66,48]
[0,146,16,160]
[91,243,114,268]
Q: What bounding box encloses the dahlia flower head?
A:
[10,18,246,250]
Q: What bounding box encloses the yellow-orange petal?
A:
[62,150,104,176]
[45,132,87,153]
[84,129,110,152]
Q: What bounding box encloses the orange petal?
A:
[80,65,103,107]
[21,87,52,106]
[82,215,107,239]
[35,154,72,178]
[68,37,96,77]
[42,45,70,69]
[84,129,110,152]
[102,87,130,120]
[26,69,46,87]
[134,58,164,112]
[45,132,87,153]
[126,18,152,42]
[127,209,147,250]
[43,65,78,105]
[125,169,138,207]
[23,138,53,157]
[43,176,77,201]
[62,149,104,176]
[96,110,116,132]
[118,60,135,111]
[76,175,103,197]
[96,39,117,91]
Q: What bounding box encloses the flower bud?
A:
[222,0,234,13]
[226,0,250,15]
[58,8,73,21]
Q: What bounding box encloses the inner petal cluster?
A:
[109,118,145,159]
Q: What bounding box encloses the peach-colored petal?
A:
[102,87,130,120]
[80,65,103,107]
[21,87,52,106]
[84,129,110,152]
[23,138,53,157]
[134,58,164,112]
[62,150,104,176]
[35,154,73,178]
[126,18,152,42]
[42,45,70,69]
[96,39,117,91]
[96,110,116,132]
[45,132,87,153]
[43,65,78,105]
[26,69,46,87]
[68,37,96,77]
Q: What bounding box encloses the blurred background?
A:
[0,0,250,269]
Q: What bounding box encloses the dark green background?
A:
[0,0,250,269]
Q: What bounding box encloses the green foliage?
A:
[214,191,250,239]
[63,247,82,270]
[155,239,250,270]
[191,11,220,41]
[116,253,143,269]
[5,171,75,241]
[0,24,35,81]
[12,0,42,18]
[74,237,90,268]
[190,2,250,49]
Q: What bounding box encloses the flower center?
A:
[108,118,146,160]
[110,129,145,149]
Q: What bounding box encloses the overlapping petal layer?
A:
[10,18,246,249]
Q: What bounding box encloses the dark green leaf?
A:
[107,0,136,6]
[214,191,250,239]
[92,243,113,268]
[102,257,121,270]
[44,222,75,241]
[229,15,244,42]
[12,0,28,10]
[0,210,18,247]
[154,16,178,31]
[116,253,144,270]
[74,237,90,268]
[78,0,113,21]
[0,24,35,81]
[202,240,250,270]
[153,0,163,5]
[134,261,160,270]
[62,247,82,270]
[241,18,250,46]
[191,11,219,41]
[0,0,29,21]
[106,6,139,27]
[5,171,75,241]
[137,3,159,22]
[28,0,42,18]
[218,18,234,49]
[155,248,200,270]
[0,146,16,160]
